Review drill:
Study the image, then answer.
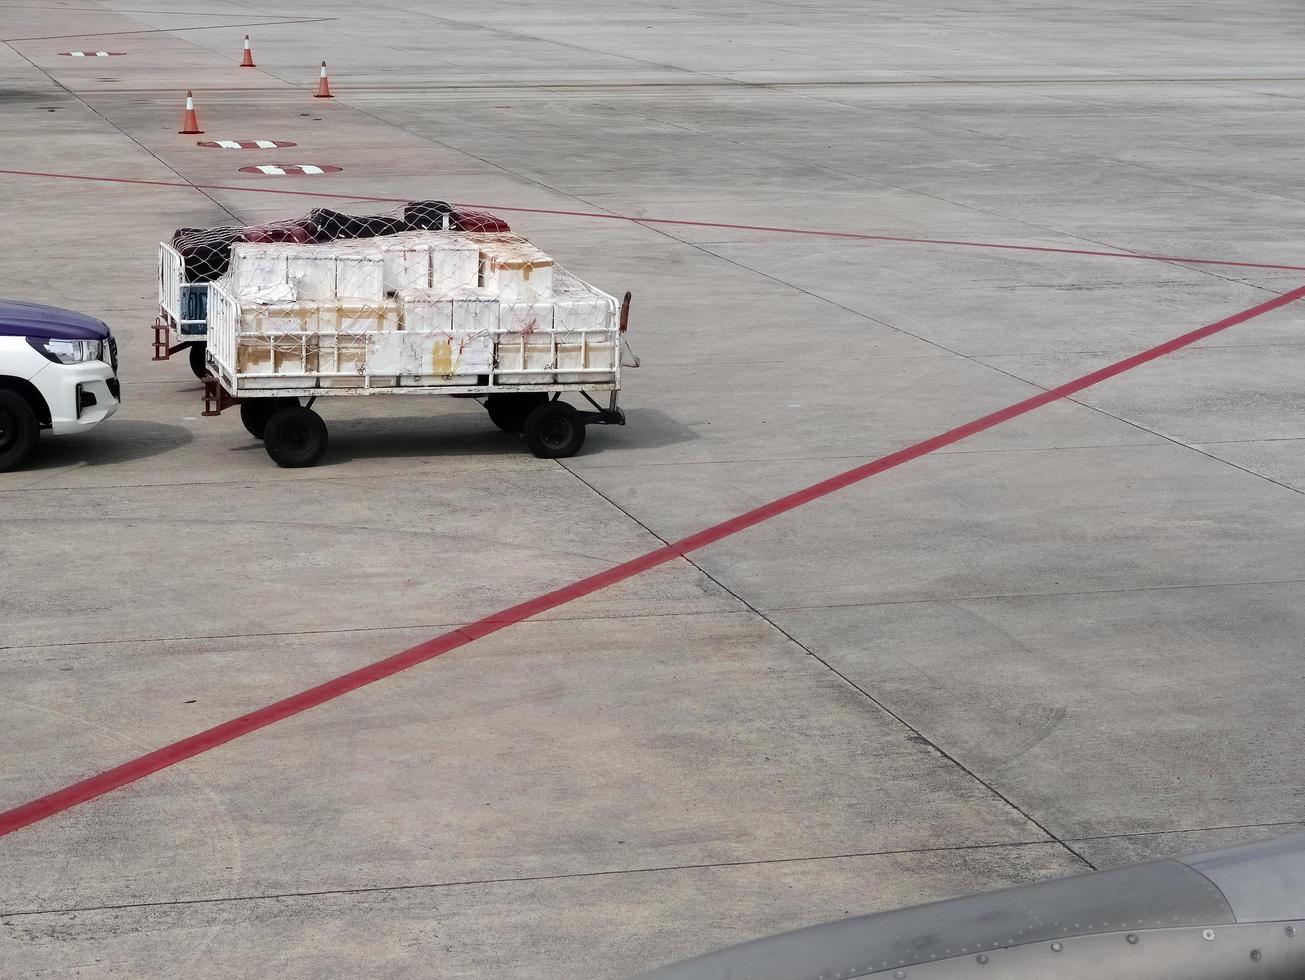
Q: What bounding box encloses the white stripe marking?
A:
[298,165,324,175]
[254,140,276,149]
[216,140,242,149]
[255,165,285,175]
[69,51,85,56]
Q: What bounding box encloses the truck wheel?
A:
[240,398,296,440]
[0,390,39,472]
[524,400,586,459]
[263,405,328,468]
[188,342,209,380]
[485,392,548,433]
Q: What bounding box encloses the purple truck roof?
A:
[0,300,110,340]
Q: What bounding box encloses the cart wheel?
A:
[0,389,40,473]
[239,398,297,440]
[263,405,328,468]
[524,400,586,459]
[188,342,209,380]
[485,392,548,433]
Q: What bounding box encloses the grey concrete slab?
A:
[982,328,1305,444]
[1188,438,1305,493]
[767,582,1305,840]
[0,843,1083,979]
[0,468,743,648]
[1072,825,1305,869]
[0,614,1051,913]
[576,442,1305,608]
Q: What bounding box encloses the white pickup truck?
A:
[0,300,120,471]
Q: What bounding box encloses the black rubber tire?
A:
[263,405,328,468]
[523,400,586,459]
[0,389,39,473]
[239,398,297,440]
[188,342,209,380]
[485,392,549,433]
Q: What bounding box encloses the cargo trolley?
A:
[201,284,636,467]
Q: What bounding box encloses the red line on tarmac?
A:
[1,167,1303,273]
[2,284,1302,840]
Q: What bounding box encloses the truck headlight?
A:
[28,337,105,365]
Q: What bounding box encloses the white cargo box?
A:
[207,231,623,394]
[338,232,480,296]
[369,332,493,386]
[478,237,554,301]
[334,251,386,302]
[285,246,336,301]
[229,244,289,298]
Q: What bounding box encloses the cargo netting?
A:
[182,202,622,391]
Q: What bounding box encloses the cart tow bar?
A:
[202,376,240,417]
[152,316,192,362]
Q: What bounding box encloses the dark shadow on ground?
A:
[20,420,194,470]
[226,406,700,467]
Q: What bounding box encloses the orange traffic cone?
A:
[178,90,203,134]
[314,60,333,98]
[239,34,256,68]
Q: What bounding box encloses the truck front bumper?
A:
[35,360,121,435]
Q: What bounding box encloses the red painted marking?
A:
[57,51,125,56]
[1,284,1302,839]
[198,140,297,150]
[0,168,1302,273]
[238,164,341,176]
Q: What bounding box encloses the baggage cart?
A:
[152,242,211,378]
[201,283,636,467]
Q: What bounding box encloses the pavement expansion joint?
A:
[0,838,1062,920]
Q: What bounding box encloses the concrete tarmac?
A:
[2,1,1304,976]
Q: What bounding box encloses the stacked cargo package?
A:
[215,231,617,390]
